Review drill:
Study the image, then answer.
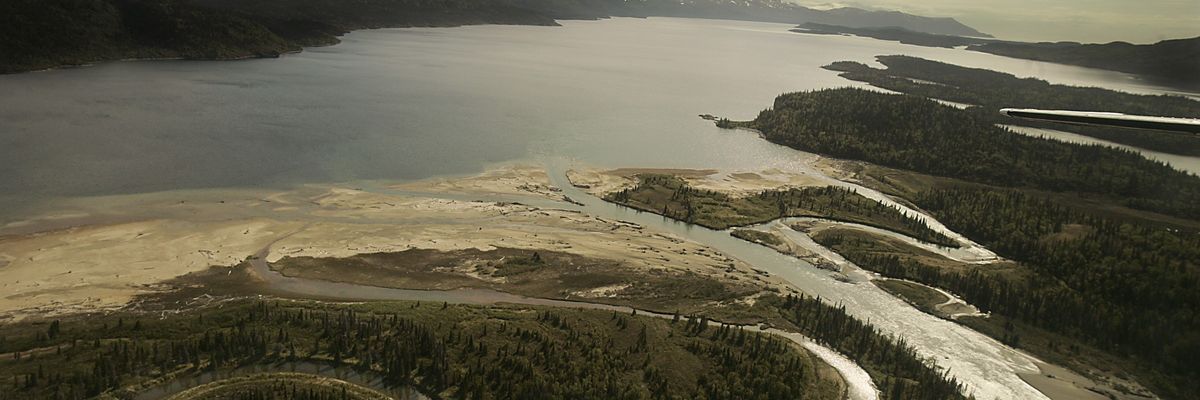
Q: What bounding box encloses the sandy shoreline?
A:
[0,162,871,396]
[1019,361,1139,400]
[0,164,788,321]
[0,162,1149,400]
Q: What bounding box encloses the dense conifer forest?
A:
[815,187,1200,398]
[719,86,1200,398]
[772,295,966,400]
[913,188,1199,393]
[824,56,1200,156]
[0,298,968,400]
[745,88,1200,219]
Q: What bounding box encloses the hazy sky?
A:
[796,0,1200,43]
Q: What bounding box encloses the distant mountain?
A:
[554,0,990,37]
[968,37,1200,87]
[0,0,987,74]
[814,7,989,38]
[789,23,1200,87]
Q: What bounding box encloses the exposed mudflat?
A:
[0,165,785,320]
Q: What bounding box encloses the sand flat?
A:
[1020,362,1110,400]
[389,164,564,201]
[566,166,827,198]
[0,165,786,320]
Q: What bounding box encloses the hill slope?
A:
[788,23,1200,87]
[969,36,1200,87]
[0,0,986,74]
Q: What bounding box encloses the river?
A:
[3,16,1197,400]
[541,164,1050,400]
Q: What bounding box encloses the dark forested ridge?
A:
[790,24,1200,87]
[0,300,839,399]
[745,88,1200,219]
[0,298,968,400]
[968,37,1200,88]
[0,0,984,74]
[824,56,1200,156]
[792,23,987,48]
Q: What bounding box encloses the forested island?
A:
[791,24,1200,87]
[713,87,1200,398]
[605,174,956,246]
[0,0,985,74]
[824,56,1200,156]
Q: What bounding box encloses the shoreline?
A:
[0,164,792,321]
[0,162,1149,400]
[7,49,311,76]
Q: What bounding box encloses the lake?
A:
[1,17,1196,221]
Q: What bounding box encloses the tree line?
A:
[816,186,1200,398]
[823,56,1200,156]
[727,85,1200,397]
[774,294,967,400]
[745,87,1200,219]
[0,299,878,400]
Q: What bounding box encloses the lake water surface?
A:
[2,17,1196,220]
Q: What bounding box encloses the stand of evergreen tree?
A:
[0,298,968,400]
[717,86,1200,397]
[745,87,1200,220]
[823,56,1200,156]
[814,186,1200,398]
[773,294,966,400]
